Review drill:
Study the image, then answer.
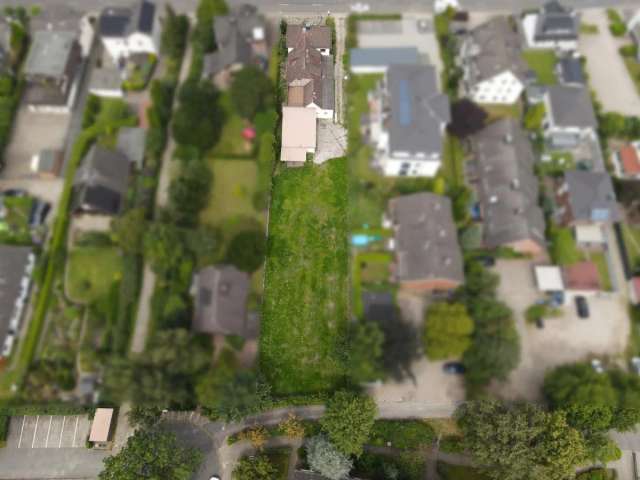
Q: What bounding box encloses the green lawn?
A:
[537,152,575,177]
[437,462,491,480]
[482,102,523,122]
[623,224,640,271]
[261,159,349,394]
[210,93,252,157]
[442,135,465,187]
[549,227,584,265]
[359,251,392,284]
[590,251,613,291]
[66,247,123,304]
[522,50,557,85]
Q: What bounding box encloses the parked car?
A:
[535,318,545,329]
[591,359,604,374]
[631,357,640,375]
[350,2,370,12]
[443,362,465,374]
[575,296,589,318]
[29,200,50,227]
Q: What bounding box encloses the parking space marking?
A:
[59,416,66,448]
[45,415,52,447]
[31,415,39,448]
[18,415,25,448]
[73,416,79,447]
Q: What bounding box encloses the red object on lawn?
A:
[242,127,256,140]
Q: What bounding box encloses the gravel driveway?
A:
[579,9,640,116]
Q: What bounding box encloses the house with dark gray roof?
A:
[191,265,257,338]
[367,64,450,177]
[286,24,334,120]
[23,30,82,112]
[386,192,464,293]
[459,17,530,105]
[543,85,597,148]
[98,0,159,64]
[202,4,267,88]
[557,55,585,86]
[349,47,419,74]
[116,127,147,169]
[556,171,620,226]
[522,1,579,50]
[469,118,547,256]
[0,246,35,358]
[73,145,130,215]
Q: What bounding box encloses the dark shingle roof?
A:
[565,171,620,223]
[350,47,419,68]
[98,8,132,37]
[547,85,597,129]
[535,0,578,41]
[135,0,155,34]
[558,56,584,85]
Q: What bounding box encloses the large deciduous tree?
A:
[347,320,384,383]
[225,229,266,272]
[230,66,274,119]
[423,302,474,360]
[172,79,223,152]
[320,391,377,456]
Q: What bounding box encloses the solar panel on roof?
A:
[398,79,412,127]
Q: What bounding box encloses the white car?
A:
[591,359,604,374]
[351,3,370,13]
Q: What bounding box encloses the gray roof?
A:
[98,0,155,38]
[89,67,123,92]
[192,265,256,338]
[564,171,620,223]
[534,1,578,42]
[547,85,597,129]
[24,31,77,78]
[350,47,419,68]
[116,127,147,168]
[470,118,546,250]
[464,17,530,86]
[387,64,450,157]
[558,56,584,85]
[388,192,464,284]
[0,246,32,348]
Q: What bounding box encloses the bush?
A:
[609,22,626,37]
[439,435,465,454]
[620,44,638,58]
[225,229,266,272]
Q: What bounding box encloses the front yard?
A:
[66,246,123,304]
[522,50,557,85]
[261,159,349,394]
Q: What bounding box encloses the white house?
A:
[521,1,579,51]
[459,17,530,105]
[98,0,160,64]
[367,64,450,177]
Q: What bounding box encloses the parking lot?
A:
[491,259,630,401]
[6,415,91,449]
[579,9,640,116]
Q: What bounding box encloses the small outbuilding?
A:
[89,408,114,449]
[280,106,316,164]
[534,265,565,292]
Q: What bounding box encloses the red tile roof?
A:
[619,145,640,175]
[562,261,601,291]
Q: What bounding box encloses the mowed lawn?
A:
[261,159,349,394]
[66,246,123,304]
[522,50,557,85]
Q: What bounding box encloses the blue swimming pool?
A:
[351,234,382,246]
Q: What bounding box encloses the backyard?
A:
[65,246,123,304]
[622,223,640,272]
[210,92,253,158]
[522,50,557,85]
[260,159,349,394]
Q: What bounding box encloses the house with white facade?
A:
[459,17,531,105]
[542,85,597,148]
[286,25,331,56]
[522,1,579,51]
[366,64,450,177]
[98,0,160,65]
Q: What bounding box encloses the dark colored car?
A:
[575,296,589,319]
[535,318,545,329]
[443,362,466,375]
[2,188,27,197]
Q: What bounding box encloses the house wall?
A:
[506,238,545,257]
[469,71,524,105]
[89,86,124,98]
[400,278,461,293]
[380,157,441,177]
[522,13,577,51]
[102,37,129,63]
[350,65,388,75]
[307,102,334,120]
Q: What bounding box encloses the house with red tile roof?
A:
[562,261,601,294]
[613,144,640,179]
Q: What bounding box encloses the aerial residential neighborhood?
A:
[2,0,640,479]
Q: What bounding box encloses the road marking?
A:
[73,416,79,447]
[18,415,26,448]
[45,416,52,447]
[32,415,39,448]
[59,416,66,448]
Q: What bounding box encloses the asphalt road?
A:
[7,0,640,16]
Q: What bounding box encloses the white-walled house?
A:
[98,0,160,65]
[366,64,450,177]
[459,17,530,105]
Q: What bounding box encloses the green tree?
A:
[457,400,586,480]
[111,207,147,254]
[225,229,266,272]
[143,223,188,276]
[307,436,353,480]
[347,320,384,383]
[423,302,474,360]
[230,66,274,119]
[99,428,202,480]
[172,79,223,152]
[321,391,377,456]
[233,455,276,480]
[168,159,212,227]
[161,5,189,60]
[543,363,617,411]
[127,406,162,429]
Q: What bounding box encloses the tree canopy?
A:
[423,302,474,360]
[307,436,353,480]
[320,391,377,456]
[111,207,147,254]
[168,159,212,227]
[230,66,274,119]
[143,223,188,276]
[172,79,223,152]
[347,320,384,383]
[225,229,266,272]
[232,454,276,480]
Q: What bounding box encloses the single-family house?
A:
[98,0,160,65]
[557,55,585,86]
[349,47,419,74]
[31,149,63,178]
[469,118,547,256]
[542,85,597,148]
[191,264,258,338]
[459,17,530,105]
[522,0,579,51]
[116,126,147,169]
[613,144,640,180]
[534,265,565,292]
[89,408,114,449]
[202,4,267,88]
[366,64,450,177]
[556,170,620,226]
[73,145,130,215]
[23,30,82,113]
[0,246,35,358]
[286,25,334,120]
[387,192,464,293]
[286,24,331,56]
[280,106,317,164]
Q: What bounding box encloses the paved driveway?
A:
[579,9,640,116]
[491,259,630,402]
